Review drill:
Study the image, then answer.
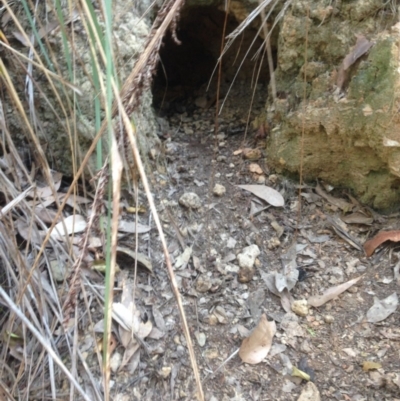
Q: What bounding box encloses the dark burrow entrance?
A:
[152,5,276,116]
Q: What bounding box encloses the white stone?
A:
[237,244,260,269]
[213,184,226,196]
[291,300,309,317]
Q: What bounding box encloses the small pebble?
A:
[324,315,335,324]
[179,192,202,209]
[291,300,309,317]
[213,184,226,196]
[238,266,255,283]
[158,366,171,378]
[195,331,206,347]
[110,352,122,373]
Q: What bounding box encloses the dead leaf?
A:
[15,218,45,244]
[308,276,363,307]
[279,242,299,291]
[364,230,400,257]
[152,306,166,331]
[58,193,92,207]
[117,219,151,234]
[343,35,374,70]
[50,214,86,239]
[366,293,398,323]
[239,314,276,364]
[336,35,374,90]
[315,184,353,212]
[341,212,373,225]
[34,206,61,224]
[116,246,153,273]
[238,185,284,207]
[174,246,192,269]
[325,215,363,251]
[12,31,30,46]
[261,272,294,313]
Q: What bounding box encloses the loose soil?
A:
[92,83,399,401]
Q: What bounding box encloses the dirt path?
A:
[109,83,400,401]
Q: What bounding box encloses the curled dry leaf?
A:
[238,185,284,207]
[364,230,400,257]
[239,314,276,364]
[308,276,363,307]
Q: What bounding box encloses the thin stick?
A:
[260,2,276,103]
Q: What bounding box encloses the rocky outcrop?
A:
[266,0,400,209]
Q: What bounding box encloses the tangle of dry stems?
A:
[61,0,205,399]
[62,0,185,328]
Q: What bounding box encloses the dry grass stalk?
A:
[62,164,109,329]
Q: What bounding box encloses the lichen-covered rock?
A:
[179,192,202,209]
[267,0,400,210]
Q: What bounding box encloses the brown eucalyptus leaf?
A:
[308,276,363,307]
[364,230,400,257]
[239,314,276,364]
[341,212,373,225]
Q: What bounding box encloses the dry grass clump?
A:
[0,0,205,399]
